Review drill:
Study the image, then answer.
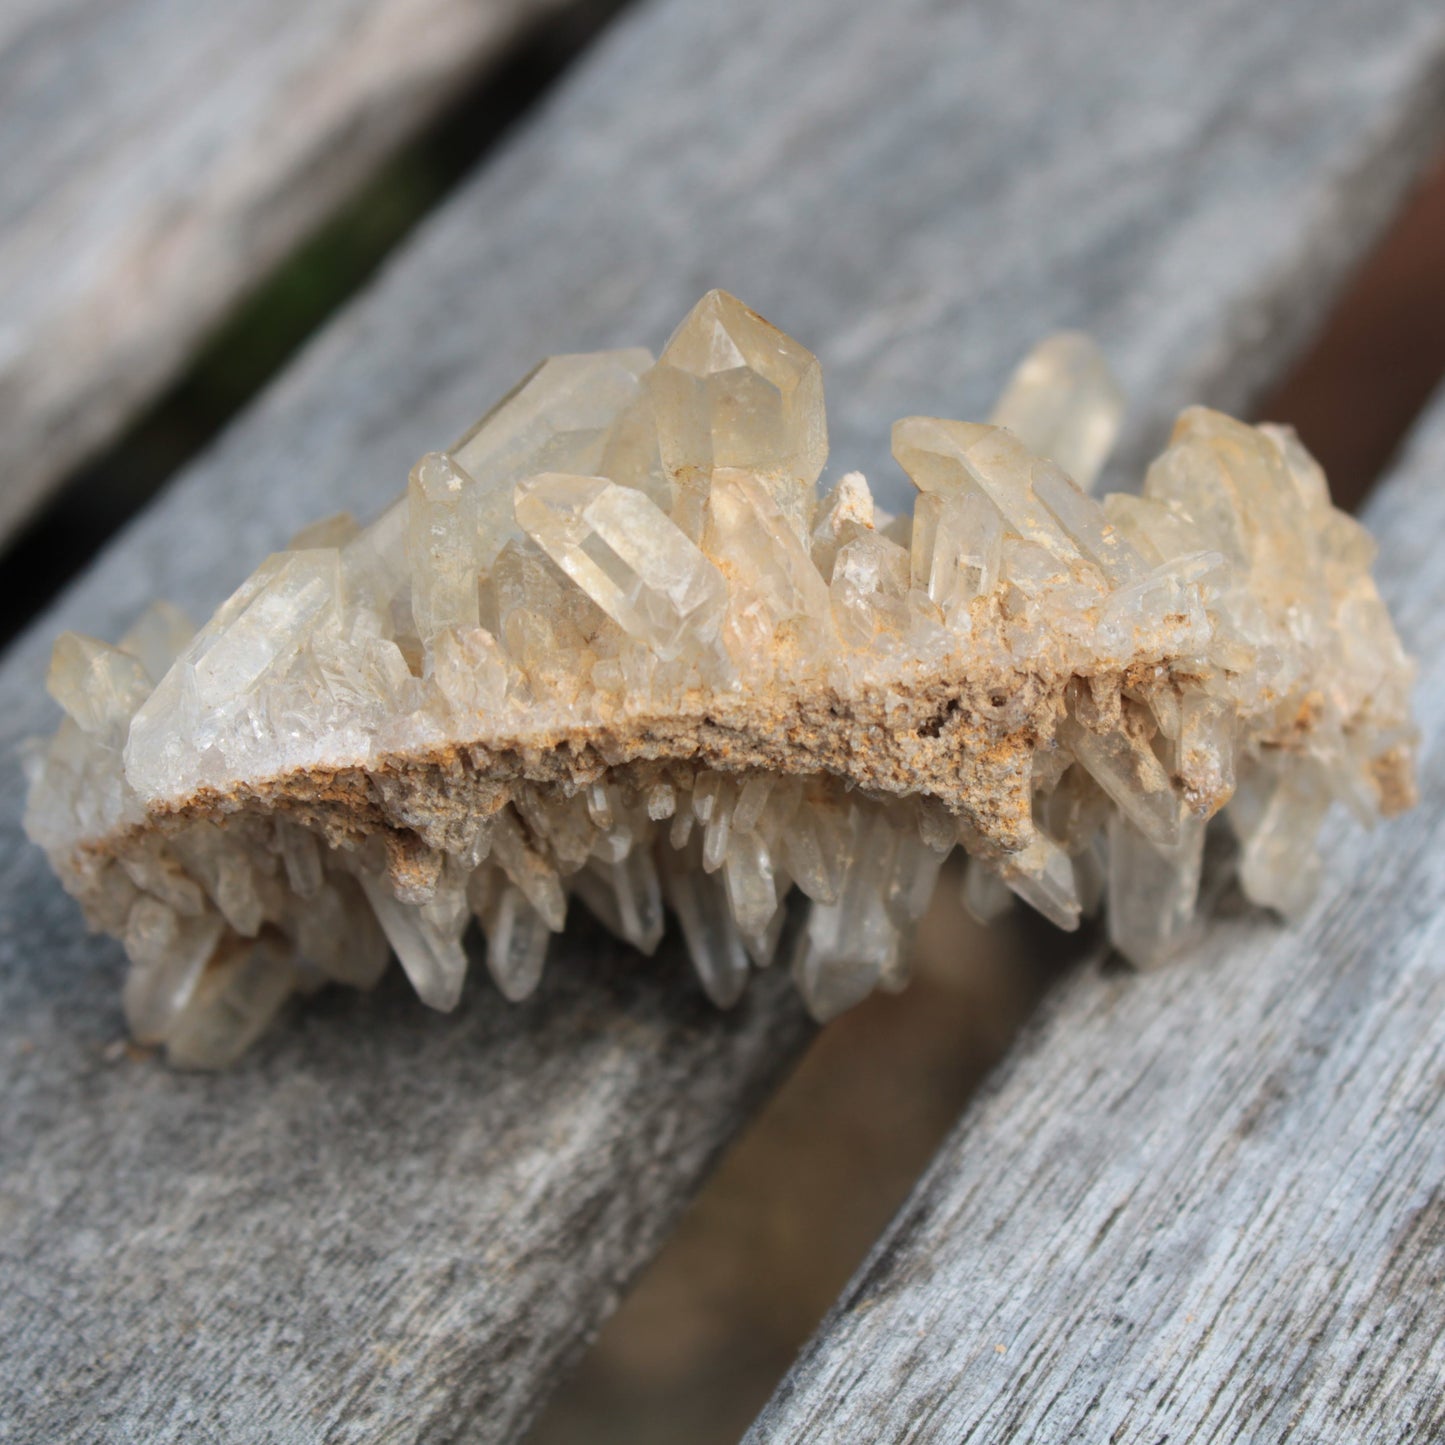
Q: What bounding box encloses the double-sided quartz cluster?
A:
[25,292,1416,1067]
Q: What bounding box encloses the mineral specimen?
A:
[24,291,1417,1068]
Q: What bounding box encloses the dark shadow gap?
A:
[0,0,632,654]
[1256,146,1445,515]
[527,869,1091,1445]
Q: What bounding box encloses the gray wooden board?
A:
[746,391,1445,1443]
[2,0,1445,1438]
[0,0,599,544]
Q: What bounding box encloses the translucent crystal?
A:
[829,527,911,650]
[1102,492,1202,566]
[811,471,874,580]
[1177,690,1236,815]
[572,847,665,955]
[651,290,827,499]
[192,550,343,705]
[1029,459,1147,586]
[662,838,751,1007]
[998,832,1082,932]
[164,935,297,1070]
[452,348,654,573]
[23,293,1418,1065]
[1230,759,1332,920]
[1058,709,1183,849]
[1107,812,1205,968]
[276,822,322,896]
[124,548,344,800]
[723,827,780,942]
[894,418,1082,564]
[988,331,1126,491]
[515,473,728,661]
[359,870,469,1012]
[431,625,509,721]
[47,633,152,739]
[122,899,226,1044]
[473,876,551,1002]
[963,858,1014,925]
[118,601,195,683]
[792,808,904,1021]
[1094,551,1222,662]
[409,451,483,640]
[294,876,389,989]
[703,468,830,655]
[910,488,1004,616]
[488,812,567,932]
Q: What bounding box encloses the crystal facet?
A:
[651,290,827,514]
[989,331,1126,491]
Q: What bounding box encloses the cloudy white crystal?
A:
[23,291,1418,1067]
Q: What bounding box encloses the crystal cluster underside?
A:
[25,291,1417,1067]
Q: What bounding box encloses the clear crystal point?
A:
[515,472,728,661]
[476,878,551,1002]
[703,468,831,658]
[894,418,1089,569]
[359,870,469,1012]
[408,451,483,640]
[989,331,1125,491]
[451,348,654,574]
[1107,812,1205,968]
[662,837,752,1008]
[651,289,827,493]
[47,633,152,738]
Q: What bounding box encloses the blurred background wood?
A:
[0,0,613,546]
[0,0,1443,1441]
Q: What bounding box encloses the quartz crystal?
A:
[24,291,1418,1067]
[988,331,1125,491]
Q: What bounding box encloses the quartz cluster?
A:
[25,291,1417,1067]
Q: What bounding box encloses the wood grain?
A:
[0,0,599,545]
[747,393,1445,1443]
[1,0,1444,1438]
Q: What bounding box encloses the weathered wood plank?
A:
[2,0,1444,1440]
[0,0,605,545]
[746,391,1445,1444]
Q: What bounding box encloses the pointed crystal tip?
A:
[652,289,827,489]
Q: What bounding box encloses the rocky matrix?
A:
[24,292,1417,1067]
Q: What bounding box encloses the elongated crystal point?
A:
[453,349,654,482]
[24,293,1418,1067]
[989,331,1126,491]
[124,548,345,801]
[449,348,655,575]
[47,633,152,739]
[409,451,483,640]
[515,472,728,661]
[651,289,827,497]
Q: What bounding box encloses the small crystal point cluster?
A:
[25,291,1417,1067]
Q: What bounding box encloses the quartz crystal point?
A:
[514,472,728,663]
[651,289,827,539]
[24,291,1418,1067]
[989,331,1126,491]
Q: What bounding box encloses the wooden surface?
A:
[748,393,1445,1443]
[0,0,592,545]
[2,0,1445,1439]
